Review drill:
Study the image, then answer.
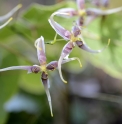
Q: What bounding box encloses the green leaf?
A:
[0,53,20,124]
[83,13,122,79]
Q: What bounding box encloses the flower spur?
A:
[54,0,122,26]
[0,36,82,116]
[0,4,22,29]
[48,12,110,84]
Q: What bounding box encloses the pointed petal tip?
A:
[0,19,11,29]
[49,101,53,118]
[51,113,53,117]
[9,17,13,21]
[70,57,82,68]
[17,4,22,9]
[80,64,82,68]
[64,81,68,84]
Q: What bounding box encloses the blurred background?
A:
[0,0,122,124]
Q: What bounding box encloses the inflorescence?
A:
[0,0,121,116]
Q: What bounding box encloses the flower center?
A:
[71,34,79,42]
[78,9,86,16]
[40,65,47,72]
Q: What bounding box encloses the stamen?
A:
[78,9,86,16]
[71,35,78,42]
[40,65,47,72]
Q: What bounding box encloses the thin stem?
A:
[45,39,64,45]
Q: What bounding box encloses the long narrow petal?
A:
[76,37,110,53]
[0,18,13,29]
[58,42,74,83]
[91,0,101,7]
[102,0,109,7]
[0,4,22,22]
[0,66,32,73]
[48,12,71,40]
[77,0,85,10]
[84,15,97,26]
[87,7,122,16]
[35,36,46,65]
[62,57,82,67]
[41,72,53,117]
[56,8,78,18]
[47,56,82,71]
[92,0,109,7]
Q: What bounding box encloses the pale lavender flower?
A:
[48,12,110,83]
[54,0,122,26]
[0,36,82,116]
[0,4,22,29]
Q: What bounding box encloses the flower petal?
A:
[92,0,101,7]
[47,56,82,71]
[46,61,58,71]
[62,57,82,67]
[30,65,41,74]
[56,8,77,18]
[0,65,34,73]
[77,16,84,26]
[48,12,71,40]
[92,0,109,7]
[87,7,122,16]
[71,24,81,37]
[77,0,85,10]
[0,4,22,22]
[41,72,53,117]
[102,0,109,7]
[0,18,13,29]
[35,36,46,65]
[76,37,110,53]
[58,42,74,83]
[84,15,97,26]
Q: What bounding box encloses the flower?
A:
[0,36,82,116]
[0,4,22,29]
[48,12,110,84]
[54,0,122,26]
